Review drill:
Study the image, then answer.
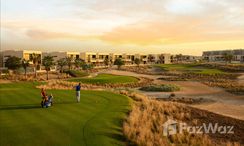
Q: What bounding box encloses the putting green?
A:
[0,82,131,146]
[68,73,139,84]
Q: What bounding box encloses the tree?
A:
[175,54,183,63]
[148,55,154,64]
[30,53,41,78]
[134,58,141,67]
[22,59,30,79]
[223,53,234,64]
[159,54,165,64]
[66,57,73,70]
[81,63,94,71]
[74,58,84,69]
[42,56,55,80]
[109,56,114,67]
[114,58,125,70]
[5,56,21,72]
[57,58,67,73]
[104,57,109,67]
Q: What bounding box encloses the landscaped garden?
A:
[68,73,139,84]
[0,82,131,146]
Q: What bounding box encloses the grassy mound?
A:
[0,82,131,146]
[139,84,180,92]
[68,74,139,84]
[65,70,89,77]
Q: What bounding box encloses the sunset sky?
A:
[1,0,244,55]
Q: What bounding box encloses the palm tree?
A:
[66,57,73,70]
[74,58,84,70]
[104,57,109,67]
[159,54,165,64]
[22,59,30,79]
[148,55,154,64]
[134,58,141,67]
[114,58,125,70]
[42,56,55,80]
[57,58,67,74]
[30,53,41,78]
[175,54,183,63]
[223,53,234,64]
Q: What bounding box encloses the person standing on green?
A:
[75,83,81,103]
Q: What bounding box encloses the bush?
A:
[140,84,180,92]
[64,70,89,77]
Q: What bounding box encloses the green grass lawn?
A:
[154,64,226,74]
[0,82,131,146]
[68,74,139,84]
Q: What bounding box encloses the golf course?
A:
[155,64,225,74]
[0,82,132,146]
[68,74,139,84]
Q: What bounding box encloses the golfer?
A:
[75,83,81,103]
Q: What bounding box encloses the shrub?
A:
[140,84,180,92]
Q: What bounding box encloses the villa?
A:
[1,50,42,69]
[203,49,244,63]
[48,51,80,62]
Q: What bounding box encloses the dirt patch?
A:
[237,73,244,85]
[0,79,12,84]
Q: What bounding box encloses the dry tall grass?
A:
[119,90,241,146]
[36,77,153,90]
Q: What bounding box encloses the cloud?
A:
[25,29,99,41]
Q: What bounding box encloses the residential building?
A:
[135,54,148,64]
[48,51,80,62]
[2,50,42,68]
[1,50,176,69]
[123,53,136,65]
[148,54,172,64]
[80,52,97,64]
[203,49,244,63]
[96,53,110,66]
[81,52,110,66]
[110,53,123,63]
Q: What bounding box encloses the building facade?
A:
[203,49,244,63]
[1,50,42,68]
[48,51,80,62]
[1,50,176,69]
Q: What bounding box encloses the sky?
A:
[1,0,244,55]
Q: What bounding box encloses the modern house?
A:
[203,49,244,63]
[1,49,176,69]
[135,54,148,64]
[48,51,80,62]
[96,53,110,66]
[80,52,97,64]
[147,54,172,64]
[110,53,123,63]
[1,50,42,68]
[81,52,110,66]
[122,53,136,65]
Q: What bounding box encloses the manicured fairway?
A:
[68,74,139,84]
[155,64,225,74]
[0,82,131,146]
